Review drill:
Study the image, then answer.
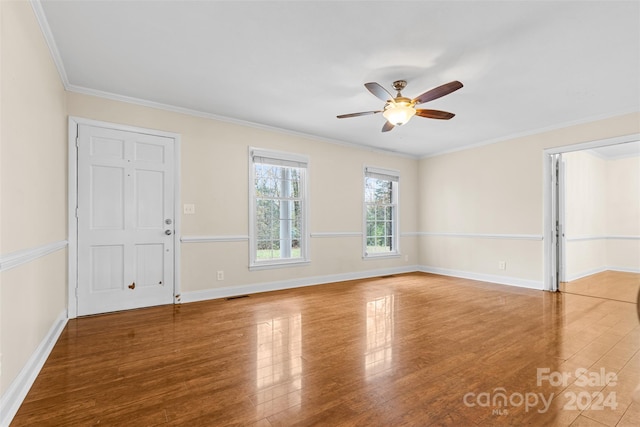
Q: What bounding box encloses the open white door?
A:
[547,153,562,292]
[76,124,175,316]
[558,156,566,283]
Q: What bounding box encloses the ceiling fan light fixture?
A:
[337,80,461,132]
[383,100,416,126]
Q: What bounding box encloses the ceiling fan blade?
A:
[365,82,394,102]
[413,81,463,105]
[381,121,395,132]
[337,110,382,119]
[415,109,456,120]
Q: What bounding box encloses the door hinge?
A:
[75,207,79,217]
[75,136,79,147]
[75,287,78,297]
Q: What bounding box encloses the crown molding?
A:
[420,109,640,159]
[30,0,70,89]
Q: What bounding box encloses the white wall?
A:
[0,0,67,404]
[564,150,640,280]
[418,113,640,288]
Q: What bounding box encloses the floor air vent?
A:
[226,295,249,301]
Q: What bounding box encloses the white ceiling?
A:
[37,0,640,157]
[589,140,640,159]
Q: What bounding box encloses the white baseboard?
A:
[0,311,68,427]
[565,267,609,282]
[181,265,545,303]
[418,265,544,290]
[181,265,420,303]
[566,266,640,282]
[607,266,640,274]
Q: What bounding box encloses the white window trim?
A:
[363,166,400,259]
[249,147,310,270]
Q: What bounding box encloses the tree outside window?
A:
[364,168,399,257]
[250,148,309,269]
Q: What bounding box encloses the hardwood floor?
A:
[560,271,640,304]
[11,273,640,426]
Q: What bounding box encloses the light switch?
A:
[184,204,196,214]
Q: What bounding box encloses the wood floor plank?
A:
[10,272,640,426]
[561,271,640,303]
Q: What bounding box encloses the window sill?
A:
[249,259,311,271]
[363,253,401,260]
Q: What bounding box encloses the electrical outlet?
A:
[217,270,224,281]
[499,261,507,270]
[404,255,409,262]
[183,204,196,214]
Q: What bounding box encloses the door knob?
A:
[165,229,173,235]
[128,282,135,290]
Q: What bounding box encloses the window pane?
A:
[292,201,302,239]
[364,172,397,257]
[288,169,301,198]
[252,156,307,264]
[255,165,281,197]
[281,239,302,259]
[365,177,391,204]
[366,222,375,237]
[366,206,376,221]
[364,185,376,203]
[379,182,392,204]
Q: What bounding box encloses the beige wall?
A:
[418,113,640,286]
[607,156,640,236]
[564,150,640,279]
[66,92,419,296]
[564,151,608,237]
[0,0,68,396]
[607,156,640,270]
[564,150,608,278]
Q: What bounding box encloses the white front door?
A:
[77,124,175,316]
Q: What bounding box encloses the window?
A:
[249,148,309,269]
[364,167,399,258]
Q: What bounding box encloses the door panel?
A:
[135,244,164,288]
[91,135,124,159]
[77,124,174,316]
[136,169,164,228]
[135,141,165,163]
[91,165,125,229]
[90,245,124,292]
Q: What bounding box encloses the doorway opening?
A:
[544,134,640,301]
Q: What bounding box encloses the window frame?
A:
[363,166,400,259]
[249,147,310,270]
